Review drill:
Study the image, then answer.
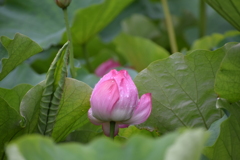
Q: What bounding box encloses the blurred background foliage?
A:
[0,0,237,89]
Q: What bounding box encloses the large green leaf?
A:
[6,128,207,160]
[63,0,134,45]
[133,43,239,133]
[0,97,24,159]
[203,98,240,160]
[191,33,224,50]
[0,0,103,49]
[114,33,170,71]
[214,43,240,102]
[191,31,240,50]
[20,78,92,142]
[0,84,32,113]
[0,33,42,80]
[205,0,240,31]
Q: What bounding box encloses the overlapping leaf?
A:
[0,33,42,80]
[214,43,240,102]
[6,128,207,160]
[15,41,93,141]
[203,98,240,160]
[134,43,239,133]
[20,78,92,142]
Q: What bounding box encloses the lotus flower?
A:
[95,59,121,77]
[88,69,152,136]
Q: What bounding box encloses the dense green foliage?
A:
[0,0,239,160]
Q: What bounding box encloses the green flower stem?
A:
[199,0,206,37]
[110,121,116,139]
[63,8,76,78]
[82,43,93,72]
[161,0,178,53]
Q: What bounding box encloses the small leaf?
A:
[203,98,240,160]
[0,33,42,80]
[114,33,170,71]
[191,31,240,51]
[191,33,224,50]
[215,43,240,102]
[115,125,159,142]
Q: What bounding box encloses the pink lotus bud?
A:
[95,59,121,77]
[88,69,152,137]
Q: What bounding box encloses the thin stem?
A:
[63,8,76,78]
[110,121,116,139]
[199,0,206,38]
[161,0,178,53]
[82,43,93,72]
